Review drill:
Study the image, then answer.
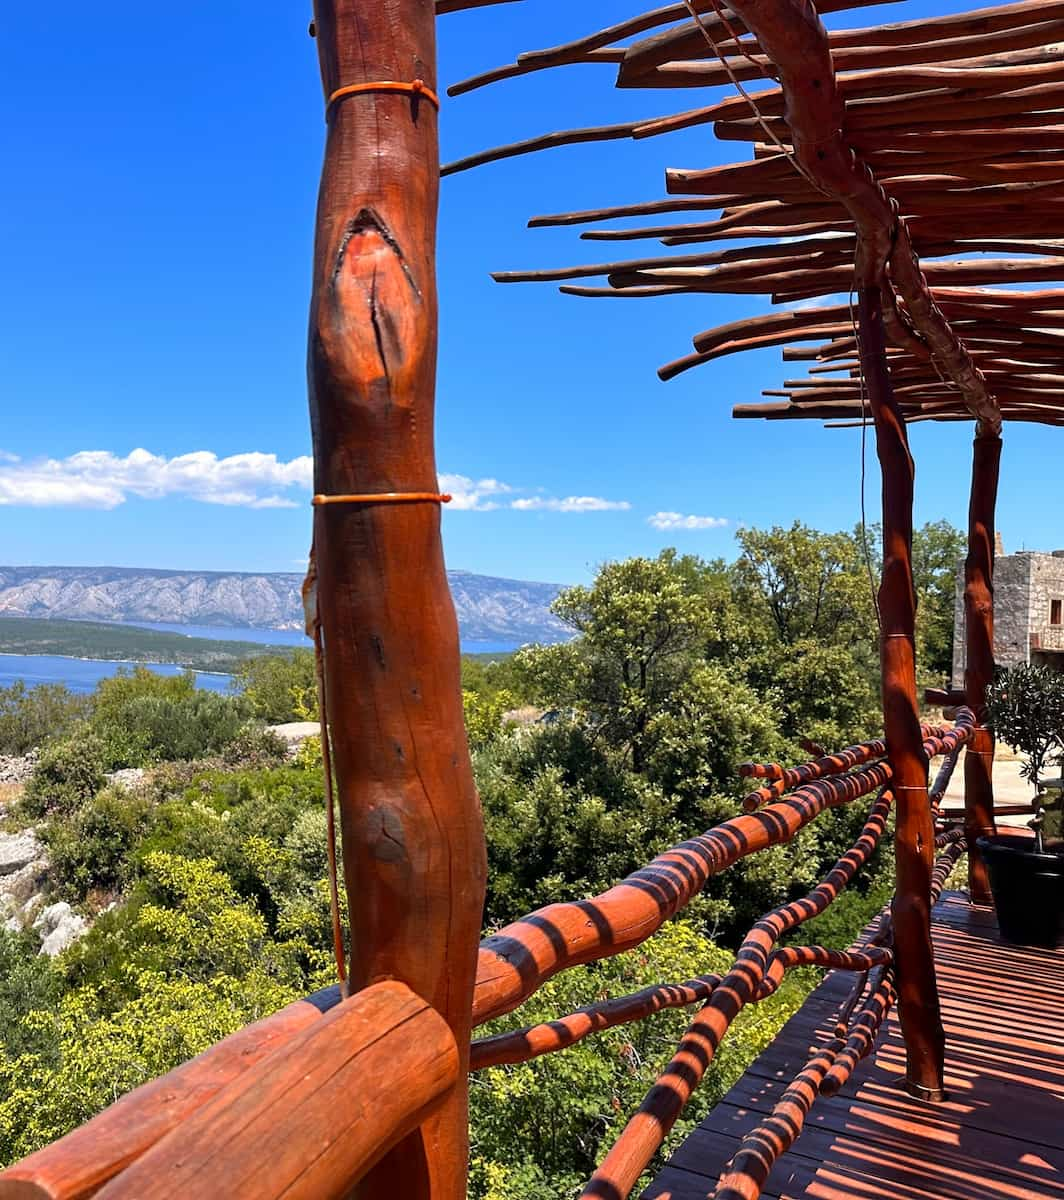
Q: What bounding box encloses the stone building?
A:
[952,543,1064,685]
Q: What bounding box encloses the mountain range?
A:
[0,566,571,647]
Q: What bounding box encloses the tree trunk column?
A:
[308,4,487,1198]
[963,432,1001,906]
[857,288,946,1101]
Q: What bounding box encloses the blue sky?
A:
[2,1,1058,585]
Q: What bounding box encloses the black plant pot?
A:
[977,834,1064,949]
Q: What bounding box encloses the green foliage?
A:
[463,688,517,750]
[461,653,525,703]
[23,730,106,817]
[90,667,249,768]
[986,663,1064,789]
[911,520,966,683]
[219,724,288,769]
[40,786,152,903]
[518,556,712,772]
[236,649,318,723]
[475,724,684,927]
[0,929,61,1059]
[0,682,89,756]
[0,971,299,1165]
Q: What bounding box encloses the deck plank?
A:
[645,892,1064,1200]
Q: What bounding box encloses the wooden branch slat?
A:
[469,975,721,1071]
[621,0,1064,87]
[627,20,1064,90]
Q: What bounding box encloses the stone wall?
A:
[952,551,1064,686]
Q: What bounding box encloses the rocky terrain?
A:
[0,566,571,645]
[1,754,115,954]
[0,724,317,957]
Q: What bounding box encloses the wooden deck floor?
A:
[645,893,1064,1200]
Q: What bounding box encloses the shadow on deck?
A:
[645,892,1064,1200]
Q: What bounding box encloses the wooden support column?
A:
[308,4,487,1198]
[857,287,946,1101]
[963,432,1001,906]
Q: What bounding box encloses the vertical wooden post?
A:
[963,432,1001,906]
[307,4,487,1198]
[857,287,946,1101]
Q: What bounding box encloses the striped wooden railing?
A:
[0,710,976,1200]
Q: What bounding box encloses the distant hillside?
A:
[0,566,571,646]
[0,616,276,673]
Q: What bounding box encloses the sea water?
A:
[0,654,232,695]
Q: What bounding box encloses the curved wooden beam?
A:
[92,984,457,1200]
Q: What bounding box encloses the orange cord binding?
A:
[312,492,452,506]
[326,78,440,120]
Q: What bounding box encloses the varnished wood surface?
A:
[646,893,1064,1200]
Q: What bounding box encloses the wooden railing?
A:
[0,710,975,1200]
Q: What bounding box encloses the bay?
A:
[0,654,232,695]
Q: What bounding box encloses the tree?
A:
[0,682,89,756]
[733,522,875,649]
[911,519,965,683]
[518,556,710,772]
[986,663,1064,790]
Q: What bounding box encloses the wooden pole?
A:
[963,431,1001,905]
[308,4,486,1197]
[857,286,946,1101]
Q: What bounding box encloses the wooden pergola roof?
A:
[442,0,1064,432]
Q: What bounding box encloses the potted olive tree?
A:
[980,663,1064,948]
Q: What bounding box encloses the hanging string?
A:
[303,550,348,996]
[302,489,451,994]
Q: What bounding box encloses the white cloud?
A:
[0,449,631,517]
[438,473,512,512]
[0,448,312,510]
[511,495,631,513]
[648,511,728,531]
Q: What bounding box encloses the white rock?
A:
[40,912,87,955]
[0,831,44,877]
[0,857,49,908]
[33,901,87,956]
[267,721,320,746]
[107,767,146,790]
[0,752,37,786]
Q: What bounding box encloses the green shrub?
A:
[23,730,106,817]
[219,724,287,769]
[0,682,89,756]
[235,650,317,723]
[986,663,1064,790]
[0,928,61,1059]
[89,668,249,768]
[41,787,153,903]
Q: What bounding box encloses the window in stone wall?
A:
[1052,599,1063,626]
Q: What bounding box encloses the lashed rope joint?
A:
[325,79,441,121]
